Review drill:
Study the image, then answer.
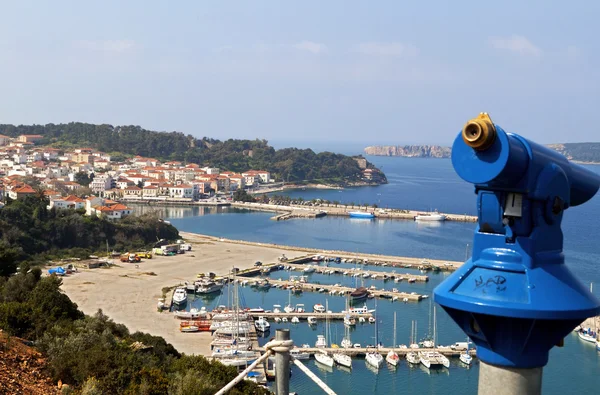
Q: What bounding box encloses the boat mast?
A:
[433,305,437,347]
[393,311,397,351]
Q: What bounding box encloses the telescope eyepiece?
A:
[462,113,496,151]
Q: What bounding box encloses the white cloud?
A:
[489,35,541,56]
[294,41,328,54]
[75,39,135,53]
[354,42,418,57]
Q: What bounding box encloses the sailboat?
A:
[386,312,400,366]
[284,289,295,313]
[315,299,335,367]
[419,306,450,369]
[365,301,383,368]
[459,337,473,365]
[406,320,420,364]
[422,298,434,348]
[341,297,353,348]
[577,283,598,343]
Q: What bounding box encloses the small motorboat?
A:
[172,287,187,306]
[315,335,327,348]
[307,316,317,325]
[254,317,271,333]
[313,304,326,313]
[291,317,300,324]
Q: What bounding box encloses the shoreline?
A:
[60,231,463,357]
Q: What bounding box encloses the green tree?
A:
[75,172,93,187]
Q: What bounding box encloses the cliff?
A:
[364,145,451,158]
[364,143,600,163]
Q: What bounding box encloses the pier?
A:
[247,312,373,320]
[257,346,477,358]
[262,278,425,301]
[286,263,430,282]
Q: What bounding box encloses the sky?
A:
[0,1,598,147]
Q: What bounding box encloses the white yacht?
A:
[172,287,187,305]
[344,304,375,314]
[344,316,356,326]
[303,265,316,273]
[273,304,282,313]
[254,317,270,333]
[291,316,300,324]
[414,211,446,221]
[284,304,295,313]
[290,348,310,360]
[295,304,305,313]
[307,316,317,326]
[333,353,352,368]
[315,334,327,348]
[314,351,334,367]
[365,349,384,368]
[211,348,256,359]
[196,280,223,294]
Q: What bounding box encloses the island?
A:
[365,143,600,163]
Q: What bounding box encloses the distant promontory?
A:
[365,143,600,163]
[364,145,451,158]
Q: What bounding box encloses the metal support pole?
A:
[275,329,291,395]
[478,361,542,395]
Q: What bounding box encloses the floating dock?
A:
[286,263,430,282]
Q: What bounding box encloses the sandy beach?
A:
[61,232,462,356]
[61,235,301,356]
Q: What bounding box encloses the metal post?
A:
[275,329,290,395]
[478,361,542,395]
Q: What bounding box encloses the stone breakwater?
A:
[364,145,451,158]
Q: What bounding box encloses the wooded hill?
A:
[1,123,385,185]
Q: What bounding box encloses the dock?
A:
[257,346,477,358]
[286,263,430,282]
[262,278,425,301]
[247,312,373,320]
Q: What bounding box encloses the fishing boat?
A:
[179,323,199,332]
[333,353,352,368]
[254,317,270,333]
[349,211,375,219]
[290,348,310,360]
[172,287,187,306]
[173,307,207,319]
[386,312,400,366]
[350,287,369,301]
[460,351,473,365]
[577,328,597,343]
[315,350,334,367]
[344,304,375,314]
[414,210,446,222]
[313,304,326,313]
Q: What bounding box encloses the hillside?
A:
[365,143,600,163]
[0,332,59,394]
[0,123,386,185]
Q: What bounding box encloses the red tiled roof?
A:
[14,185,35,193]
[125,186,142,191]
[109,203,129,210]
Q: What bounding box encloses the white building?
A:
[169,184,194,199]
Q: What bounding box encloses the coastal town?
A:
[0,133,385,220]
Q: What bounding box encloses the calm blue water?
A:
[158,157,600,394]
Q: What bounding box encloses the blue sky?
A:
[0,1,598,146]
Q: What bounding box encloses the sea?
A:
[155,157,600,394]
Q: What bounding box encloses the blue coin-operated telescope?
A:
[434,113,600,377]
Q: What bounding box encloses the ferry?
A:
[344,303,375,314]
[349,211,375,219]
